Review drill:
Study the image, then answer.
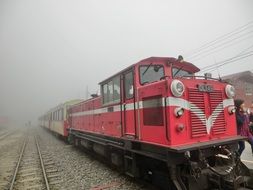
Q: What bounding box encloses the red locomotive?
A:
[40,56,252,190]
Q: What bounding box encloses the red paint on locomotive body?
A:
[68,57,237,149]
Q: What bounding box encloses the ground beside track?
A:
[1,126,252,190]
[0,126,156,190]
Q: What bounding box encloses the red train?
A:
[40,57,252,190]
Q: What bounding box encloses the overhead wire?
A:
[188,32,253,62]
[199,50,253,73]
[200,44,253,72]
[185,20,253,59]
[206,53,253,73]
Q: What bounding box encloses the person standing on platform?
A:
[234,99,253,156]
[249,102,253,135]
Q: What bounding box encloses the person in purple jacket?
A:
[234,99,253,156]
[249,102,253,134]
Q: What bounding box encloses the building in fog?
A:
[0,116,9,127]
[222,71,253,107]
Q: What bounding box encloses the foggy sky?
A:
[0,0,253,125]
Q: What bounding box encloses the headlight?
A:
[174,107,184,117]
[225,85,235,98]
[171,80,185,97]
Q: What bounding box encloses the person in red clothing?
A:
[234,99,253,156]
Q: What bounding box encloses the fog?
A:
[0,0,253,125]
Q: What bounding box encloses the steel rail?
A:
[0,133,9,140]
[0,131,13,140]
[35,136,50,190]
[9,138,27,190]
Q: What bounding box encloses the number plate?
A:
[198,84,214,92]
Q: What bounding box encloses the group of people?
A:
[234,99,253,157]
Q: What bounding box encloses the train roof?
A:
[99,56,200,84]
[140,57,200,73]
[42,99,83,116]
[68,96,100,108]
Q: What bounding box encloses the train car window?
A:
[102,83,108,104]
[60,108,64,120]
[113,76,120,102]
[60,109,62,120]
[140,65,164,85]
[108,81,113,103]
[57,110,59,121]
[102,76,121,105]
[58,109,61,121]
[125,71,134,99]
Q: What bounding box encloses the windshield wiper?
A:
[142,62,153,76]
[173,66,184,77]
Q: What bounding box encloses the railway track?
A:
[0,131,13,140]
[9,135,61,190]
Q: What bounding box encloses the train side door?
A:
[122,70,136,138]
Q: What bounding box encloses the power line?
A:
[189,31,253,61]
[185,20,253,58]
[188,21,253,55]
[213,52,253,68]
[201,52,253,73]
[200,45,253,71]
[200,51,253,73]
[239,44,253,54]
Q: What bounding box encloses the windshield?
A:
[140,65,164,85]
[172,68,193,78]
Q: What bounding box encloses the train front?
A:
[137,57,252,189]
[168,59,253,189]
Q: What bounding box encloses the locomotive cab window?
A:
[140,64,164,85]
[102,76,121,105]
[172,67,193,78]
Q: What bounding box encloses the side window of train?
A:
[102,75,121,105]
[58,109,61,121]
[58,109,60,121]
[60,108,64,120]
[113,76,120,102]
[108,81,113,103]
[125,71,134,99]
[103,83,108,104]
